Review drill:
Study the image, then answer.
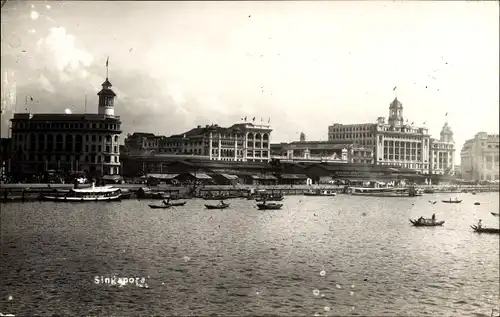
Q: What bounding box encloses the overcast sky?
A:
[1,1,499,161]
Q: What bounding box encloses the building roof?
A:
[278,174,309,180]
[11,113,121,122]
[218,173,239,180]
[147,173,178,180]
[128,132,156,138]
[184,172,212,180]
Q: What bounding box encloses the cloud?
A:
[37,27,94,73]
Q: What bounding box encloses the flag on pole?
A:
[252,117,255,122]
[393,86,397,91]
[244,116,247,121]
[106,56,109,67]
[268,117,270,123]
[445,112,448,116]
[261,117,263,122]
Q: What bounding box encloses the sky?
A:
[1,1,499,162]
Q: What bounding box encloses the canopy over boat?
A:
[409,219,445,227]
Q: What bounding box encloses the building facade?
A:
[124,122,272,163]
[460,132,499,181]
[9,77,122,176]
[270,137,374,164]
[123,132,163,155]
[429,122,456,175]
[328,98,434,173]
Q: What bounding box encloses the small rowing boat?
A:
[205,203,230,210]
[442,199,462,204]
[162,201,187,207]
[148,204,171,209]
[409,219,445,227]
[257,202,283,210]
[470,225,500,234]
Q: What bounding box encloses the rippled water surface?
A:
[1,192,499,316]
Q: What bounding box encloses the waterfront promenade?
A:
[0,183,498,192]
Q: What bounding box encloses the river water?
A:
[1,192,499,316]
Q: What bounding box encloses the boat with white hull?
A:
[304,189,337,196]
[41,183,122,202]
[348,186,423,197]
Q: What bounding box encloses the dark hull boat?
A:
[470,225,500,234]
[205,203,230,210]
[491,212,499,217]
[149,204,171,209]
[203,195,237,200]
[409,219,445,227]
[164,201,187,207]
[257,203,283,210]
[442,200,462,204]
[255,196,284,202]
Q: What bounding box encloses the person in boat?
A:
[219,200,225,206]
[431,213,436,223]
[162,198,171,205]
[477,219,483,229]
[418,216,425,224]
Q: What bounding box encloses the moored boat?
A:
[255,194,284,202]
[40,183,121,202]
[491,212,499,217]
[205,203,230,209]
[349,186,423,197]
[257,202,283,210]
[409,219,445,227]
[148,204,171,209]
[165,201,187,207]
[304,189,337,196]
[470,225,500,234]
[442,199,462,204]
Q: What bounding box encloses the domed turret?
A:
[388,98,404,126]
[440,122,454,143]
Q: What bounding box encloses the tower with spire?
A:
[98,57,116,117]
[387,98,404,126]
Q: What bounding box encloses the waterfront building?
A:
[9,77,122,176]
[460,132,499,181]
[429,122,456,175]
[270,138,374,164]
[125,121,272,163]
[123,132,163,155]
[328,98,433,174]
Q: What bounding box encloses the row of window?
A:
[12,121,120,131]
[23,154,119,163]
[13,133,119,144]
[329,125,373,132]
[377,162,428,169]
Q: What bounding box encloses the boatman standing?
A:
[477,219,483,229]
[431,213,436,223]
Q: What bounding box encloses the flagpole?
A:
[106,56,109,79]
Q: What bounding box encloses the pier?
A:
[0,183,497,202]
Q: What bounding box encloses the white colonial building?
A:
[124,121,272,163]
[460,132,499,181]
[328,98,432,173]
